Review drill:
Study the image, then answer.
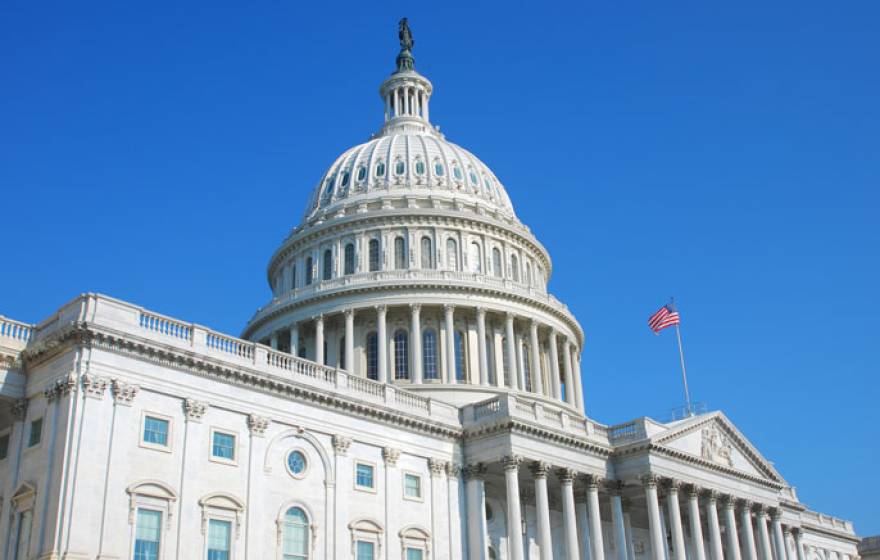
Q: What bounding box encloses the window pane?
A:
[446,239,458,271]
[423,330,437,380]
[454,331,466,381]
[28,418,42,447]
[369,240,380,272]
[0,433,9,460]
[406,549,424,560]
[287,451,307,475]
[305,257,313,285]
[344,244,355,275]
[134,509,162,560]
[207,519,231,560]
[323,249,332,280]
[420,237,433,269]
[492,248,502,278]
[212,432,235,460]
[394,237,406,269]
[469,242,481,273]
[394,330,409,380]
[356,463,374,488]
[366,333,378,380]
[404,474,421,498]
[143,417,168,446]
[283,507,309,557]
[357,541,375,560]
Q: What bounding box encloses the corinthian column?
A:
[687,486,706,560]
[740,501,759,560]
[723,495,742,560]
[410,304,422,383]
[642,475,666,560]
[756,505,773,560]
[529,321,544,395]
[314,314,324,365]
[548,329,561,399]
[476,307,489,386]
[666,481,687,560]
[464,464,489,560]
[344,309,354,372]
[562,340,575,406]
[772,509,788,560]
[531,462,553,560]
[505,313,519,390]
[705,491,724,560]
[376,305,387,383]
[445,304,456,383]
[610,481,629,560]
[503,455,525,560]
[561,469,582,560]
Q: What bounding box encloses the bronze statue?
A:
[399,18,414,52]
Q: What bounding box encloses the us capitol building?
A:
[0,20,860,560]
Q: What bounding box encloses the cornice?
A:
[23,322,462,440]
[463,417,612,458]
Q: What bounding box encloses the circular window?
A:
[286,450,308,477]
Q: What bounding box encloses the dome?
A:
[303,130,517,224]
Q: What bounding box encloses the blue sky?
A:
[1,0,878,535]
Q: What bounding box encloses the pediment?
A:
[652,412,785,484]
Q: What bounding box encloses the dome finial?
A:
[395,17,415,73]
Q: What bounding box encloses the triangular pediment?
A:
[651,412,785,484]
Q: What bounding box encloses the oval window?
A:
[376,162,386,177]
[341,171,350,186]
[287,450,307,476]
[395,161,406,175]
[483,178,491,191]
[453,166,462,180]
[469,171,478,185]
[357,166,366,181]
[415,160,425,175]
[434,163,444,176]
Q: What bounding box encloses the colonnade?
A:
[265,303,585,412]
[384,83,430,121]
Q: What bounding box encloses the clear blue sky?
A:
[1,0,877,535]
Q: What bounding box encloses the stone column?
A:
[666,481,687,560]
[503,456,525,560]
[723,495,742,560]
[705,491,725,560]
[529,321,544,395]
[344,310,354,372]
[578,474,601,560]
[610,482,629,560]
[782,528,794,560]
[314,315,324,365]
[772,510,788,560]
[548,330,561,399]
[445,304,456,383]
[531,462,553,560]
[476,307,489,386]
[572,350,585,412]
[505,313,519,390]
[377,305,388,383]
[687,486,707,560]
[410,304,422,383]
[643,475,666,560]
[560,469,582,560]
[290,323,299,356]
[740,501,759,560]
[756,506,773,560]
[562,340,575,405]
[793,530,806,560]
[624,503,636,560]
[464,464,489,560]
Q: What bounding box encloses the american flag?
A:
[648,303,680,334]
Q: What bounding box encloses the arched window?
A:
[525,261,532,285]
[368,239,380,272]
[446,239,459,271]
[305,257,313,286]
[492,248,502,278]
[453,165,463,180]
[420,237,433,269]
[322,249,332,281]
[469,170,478,186]
[357,166,366,181]
[282,506,310,560]
[341,170,350,187]
[522,343,532,392]
[376,162,386,177]
[434,162,444,176]
[344,243,355,275]
[366,332,378,380]
[394,329,409,380]
[415,160,425,175]
[454,330,466,381]
[469,242,481,273]
[321,178,334,205]
[423,329,438,380]
[510,254,519,282]
[394,237,406,269]
[395,160,405,176]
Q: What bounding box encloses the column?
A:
[503,456,525,560]
[384,93,390,121]
[666,481,687,560]
[740,501,759,560]
[705,491,725,560]
[642,475,666,560]
[344,310,354,372]
[572,350,585,412]
[464,464,489,560]
[314,315,324,365]
[575,491,592,560]
[585,474,604,560]
[624,503,636,560]
[445,304,456,383]
[756,506,773,560]
[411,304,422,383]
[531,462,553,560]
[548,330,561,399]
[515,334,526,390]
[560,469,582,560]
[610,482,629,560]
[562,340,575,406]
[377,305,388,383]
[722,495,742,560]
[476,307,489,386]
[687,486,707,560]
[529,321,544,395]
[772,510,788,560]
[290,323,299,357]
[793,530,806,560]
[505,313,519,390]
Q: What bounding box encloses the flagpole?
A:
[674,322,693,416]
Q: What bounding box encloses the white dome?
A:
[303,129,517,223]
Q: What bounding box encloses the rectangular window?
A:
[356,541,375,560]
[404,473,422,500]
[211,431,236,462]
[207,519,231,560]
[0,432,10,460]
[143,416,169,448]
[28,418,42,448]
[13,509,32,560]
[134,508,162,560]
[355,463,375,490]
[406,548,424,560]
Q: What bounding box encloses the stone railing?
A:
[22,294,460,426]
[462,394,609,445]
[1,316,34,346]
[801,510,855,534]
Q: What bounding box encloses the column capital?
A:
[410,303,421,313]
[475,306,486,317]
[428,458,446,477]
[184,398,209,422]
[501,455,522,471]
[529,318,539,330]
[770,507,784,521]
[721,494,738,509]
[505,311,515,322]
[444,462,462,479]
[665,478,683,493]
[382,446,401,466]
[755,503,770,517]
[703,488,722,502]
[332,434,352,456]
[782,526,792,536]
[247,414,270,437]
[344,308,354,318]
[739,498,754,510]
[640,473,663,489]
[461,463,484,480]
[605,479,625,496]
[557,468,579,483]
[444,303,455,313]
[375,304,387,315]
[11,398,28,420]
[314,313,324,323]
[530,461,551,478]
[686,484,702,499]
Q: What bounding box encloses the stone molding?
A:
[184,399,209,422]
[428,458,446,477]
[44,373,77,402]
[82,373,110,399]
[332,435,352,456]
[444,462,462,479]
[111,378,139,406]
[247,414,270,437]
[382,447,401,466]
